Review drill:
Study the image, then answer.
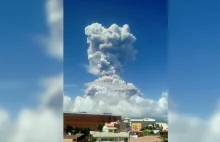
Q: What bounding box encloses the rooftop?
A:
[63,134,83,140]
[63,112,121,116]
[90,131,129,138]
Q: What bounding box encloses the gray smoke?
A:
[64,23,168,121]
[85,23,137,76]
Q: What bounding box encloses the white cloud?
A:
[169,102,220,142]
[12,109,62,142]
[64,23,168,121]
[64,91,168,121]
[0,0,63,141]
[64,73,168,121]
[43,0,63,60]
[39,74,63,111]
[0,74,63,142]
[0,108,11,142]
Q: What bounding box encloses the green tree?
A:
[150,130,154,135]
[96,123,104,132]
[140,128,145,131]
[160,133,168,142]
[143,130,150,136]
[65,124,74,134]
[88,134,97,142]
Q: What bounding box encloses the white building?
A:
[123,118,168,131]
[90,131,129,142]
[90,122,129,142]
[156,122,168,131]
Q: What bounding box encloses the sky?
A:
[0,0,219,141]
[64,0,168,101]
[0,0,63,141]
[169,0,220,118]
[0,0,61,114]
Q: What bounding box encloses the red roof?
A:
[160,130,168,133]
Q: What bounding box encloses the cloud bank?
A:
[0,0,63,142]
[169,103,220,142]
[64,23,168,121]
[0,75,63,142]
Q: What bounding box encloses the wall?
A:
[131,123,142,131]
[64,113,121,130]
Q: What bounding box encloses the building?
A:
[90,123,129,142]
[123,118,168,131]
[156,122,168,131]
[123,118,156,131]
[63,134,83,142]
[90,131,129,142]
[89,120,130,142]
[64,113,121,130]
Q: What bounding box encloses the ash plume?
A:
[64,23,168,121]
[85,23,137,76]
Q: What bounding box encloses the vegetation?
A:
[64,124,74,134]
[137,132,143,137]
[142,130,151,136]
[138,124,168,142]
[96,123,104,132]
[141,125,160,131]
[150,130,154,135]
[88,134,97,142]
[64,124,92,141]
[160,133,168,142]
[159,132,168,142]
[140,128,145,131]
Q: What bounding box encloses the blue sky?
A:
[64,0,168,100]
[1,0,218,120]
[169,0,220,118]
[0,0,61,113]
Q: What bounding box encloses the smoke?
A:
[64,23,168,121]
[85,23,137,76]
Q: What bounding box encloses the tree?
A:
[143,130,150,136]
[149,126,153,130]
[140,128,145,131]
[160,133,168,142]
[138,132,143,137]
[96,123,104,132]
[88,134,97,142]
[65,124,74,134]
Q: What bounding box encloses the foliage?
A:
[126,123,130,129]
[143,130,151,136]
[140,128,145,131]
[150,130,154,135]
[64,124,74,134]
[64,124,92,141]
[88,134,97,142]
[137,132,143,137]
[96,123,104,132]
[160,133,168,142]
